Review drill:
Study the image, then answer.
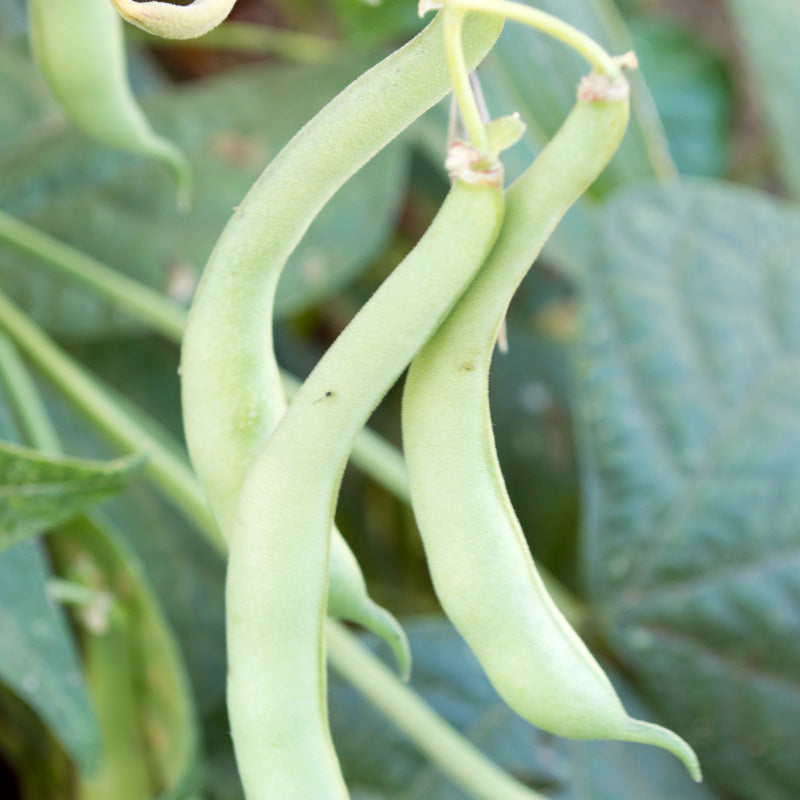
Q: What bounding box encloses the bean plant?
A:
[0,0,797,799]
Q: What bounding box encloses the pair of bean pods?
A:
[177,10,701,800]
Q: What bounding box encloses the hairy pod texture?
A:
[403,85,701,781]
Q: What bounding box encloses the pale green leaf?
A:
[0,540,100,771]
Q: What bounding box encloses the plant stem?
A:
[342,424,411,505]
[0,211,186,342]
[443,6,489,151]
[326,619,546,800]
[0,331,61,453]
[0,289,221,547]
[0,211,408,504]
[45,578,100,608]
[454,0,621,79]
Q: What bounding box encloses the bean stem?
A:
[0,211,186,341]
[0,331,61,452]
[451,0,622,79]
[443,6,489,151]
[0,289,220,546]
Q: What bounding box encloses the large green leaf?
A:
[628,17,733,177]
[328,618,717,800]
[0,439,141,552]
[0,51,408,337]
[489,274,582,585]
[575,181,800,799]
[723,0,800,198]
[0,367,99,773]
[0,539,100,772]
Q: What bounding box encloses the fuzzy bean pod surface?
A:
[226,175,505,800]
[29,0,189,197]
[401,77,701,781]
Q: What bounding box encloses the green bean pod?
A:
[181,15,502,663]
[29,0,189,199]
[326,528,411,679]
[109,0,236,40]
[226,174,504,800]
[401,77,701,780]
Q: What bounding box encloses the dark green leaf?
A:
[629,17,733,177]
[329,617,717,799]
[0,440,142,552]
[490,275,582,584]
[575,180,800,800]
[0,52,407,337]
[723,0,800,198]
[0,356,99,774]
[0,540,100,771]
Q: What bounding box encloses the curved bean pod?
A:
[226,174,504,800]
[181,14,502,661]
[109,0,236,40]
[29,0,189,200]
[401,77,701,780]
[327,523,411,679]
[181,11,502,538]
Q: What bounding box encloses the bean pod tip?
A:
[624,717,702,782]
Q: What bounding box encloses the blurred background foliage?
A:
[0,0,798,798]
